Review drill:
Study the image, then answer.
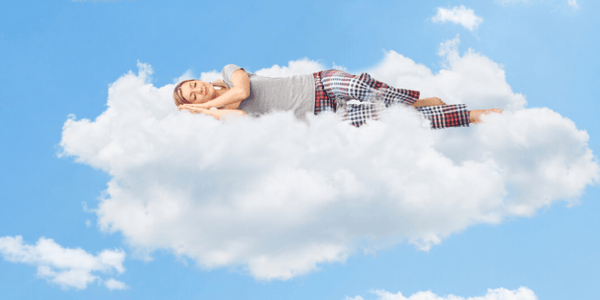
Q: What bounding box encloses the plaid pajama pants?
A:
[313,70,470,129]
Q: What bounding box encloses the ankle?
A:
[469,109,502,124]
[469,110,481,124]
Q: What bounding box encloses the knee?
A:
[357,72,373,82]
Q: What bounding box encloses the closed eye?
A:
[193,82,198,100]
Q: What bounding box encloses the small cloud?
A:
[332,62,348,72]
[104,278,128,290]
[0,236,126,290]
[432,5,483,32]
[349,287,538,300]
[568,0,579,10]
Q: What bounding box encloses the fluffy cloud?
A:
[195,58,326,83]
[432,5,483,32]
[254,58,325,77]
[347,287,537,300]
[568,0,579,10]
[59,37,599,280]
[104,278,128,290]
[0,236,126,290]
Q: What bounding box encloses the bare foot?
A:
[469,108,503,124]
[412,97,446,107]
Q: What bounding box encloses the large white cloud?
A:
[0,236,126,290]
[59,37,599,280]
[432,5,483,32]
[347,287,537,300]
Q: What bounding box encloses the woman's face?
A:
[179,80,216,104]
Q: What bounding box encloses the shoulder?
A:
[219,64,238,85]
[222,64,243,75]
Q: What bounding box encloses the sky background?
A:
[1,0,599,299]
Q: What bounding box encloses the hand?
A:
[194,98,227,109]
[182,102,213,109]
[178,104,209,114]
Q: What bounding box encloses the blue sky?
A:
[1,0,599,299]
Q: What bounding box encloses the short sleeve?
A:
[222,64,245,87]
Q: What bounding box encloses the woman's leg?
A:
[314,70,471,129]
[314,70,419,127]
[469,108,503,124]
[315,70,420,108]
[414,104,470,129]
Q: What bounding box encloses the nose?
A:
[192,83,204,95]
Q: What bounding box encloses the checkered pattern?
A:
[415,104,470,129]
[313,70,470,129]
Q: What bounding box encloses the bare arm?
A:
[197,69,250,109]
[178,106,247,120]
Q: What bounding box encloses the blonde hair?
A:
[173,79,194,106]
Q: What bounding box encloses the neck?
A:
[212,85,229,99]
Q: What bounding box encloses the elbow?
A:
[231,84,250,100]
[238,87,250,100]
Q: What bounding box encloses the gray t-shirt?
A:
[222,64,316,120]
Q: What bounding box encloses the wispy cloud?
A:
[59,37,599,280]
[432,5,483,32]
[0,236,126,290]
[568,0,579,10]
[347,287,538,300]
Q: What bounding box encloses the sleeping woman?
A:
[173,64,502,129]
